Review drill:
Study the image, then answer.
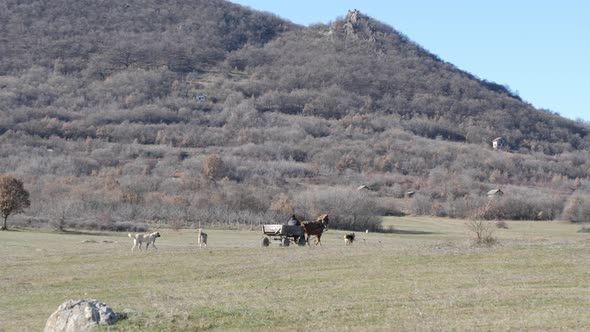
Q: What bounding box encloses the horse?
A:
[301,214,329,246]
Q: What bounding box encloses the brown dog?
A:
[128,232,160,252]
[344,233,355,245]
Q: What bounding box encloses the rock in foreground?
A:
[44,300,122,332]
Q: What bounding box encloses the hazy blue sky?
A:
[230,1,589,122]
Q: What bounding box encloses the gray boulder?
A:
[44,300,122,332]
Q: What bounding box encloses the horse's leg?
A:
[316,234,322,246]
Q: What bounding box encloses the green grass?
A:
[1,217,589,331]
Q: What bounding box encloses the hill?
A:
[1,0,589,229]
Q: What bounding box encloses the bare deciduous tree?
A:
[201,154,225,181]
[270,193,294,216]
[0,175,31,230]
[465,199,497,246]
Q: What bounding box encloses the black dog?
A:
[344,233,355,245]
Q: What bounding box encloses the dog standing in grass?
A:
[198,228,208,248]
[128,232,160,252]
[344,232,355,245]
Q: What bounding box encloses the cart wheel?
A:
[282,237,290,247]
[261,237,270,247]
[298,236,306,246]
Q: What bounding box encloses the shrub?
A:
[191,206,274,229]
[562,193,590,222]
[410,193,432,216]
[447,195,487,219]
[270,193,294,216]
[466,200,497,246]
[8,216,48,228]
[483,189,564,221]
[111,222,148,232]
[169,218,186,231]
[294,188,382,232]
[466,219,496,245]
[495,220,509,229]
[201,154,226,181]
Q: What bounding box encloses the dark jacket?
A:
[287,214,300,226]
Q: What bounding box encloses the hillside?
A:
[1,0,590,230]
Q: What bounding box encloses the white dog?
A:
[198,228,208,248]
[128,232,160,252]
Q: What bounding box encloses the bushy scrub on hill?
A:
[562,193,590,222]
[407,184,569,221]
[1,1,590,231]
[294,188,382,232]
[487,192,564,221]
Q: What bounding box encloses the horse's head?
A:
[316,214,329,230]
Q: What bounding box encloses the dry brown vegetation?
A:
[0,175,30,230]
[1,0,589,231]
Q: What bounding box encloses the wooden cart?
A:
[261,224,306,247]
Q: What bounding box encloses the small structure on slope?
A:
[487,188,504,197]
[492,137,507,150]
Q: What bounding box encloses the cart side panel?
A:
[281,225,304,237]
[262,224,283,235]
[262,224,304,237]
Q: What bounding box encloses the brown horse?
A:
[301,214,329,246]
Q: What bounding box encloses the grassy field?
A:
[1,217,589,331]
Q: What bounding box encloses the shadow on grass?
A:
[56,230,119,237]
[0,227,122,237]
[0,228,27,232]
[0,227,27,234]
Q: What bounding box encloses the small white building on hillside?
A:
[487,189,504,197]
[492,137,507,150]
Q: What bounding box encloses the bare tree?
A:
[201,154,226,181]
[0,175,31,230]
[48,199,78,231]
[465,199,497,246]
[270,193,294,216]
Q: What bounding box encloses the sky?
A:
[230,0,589,122]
